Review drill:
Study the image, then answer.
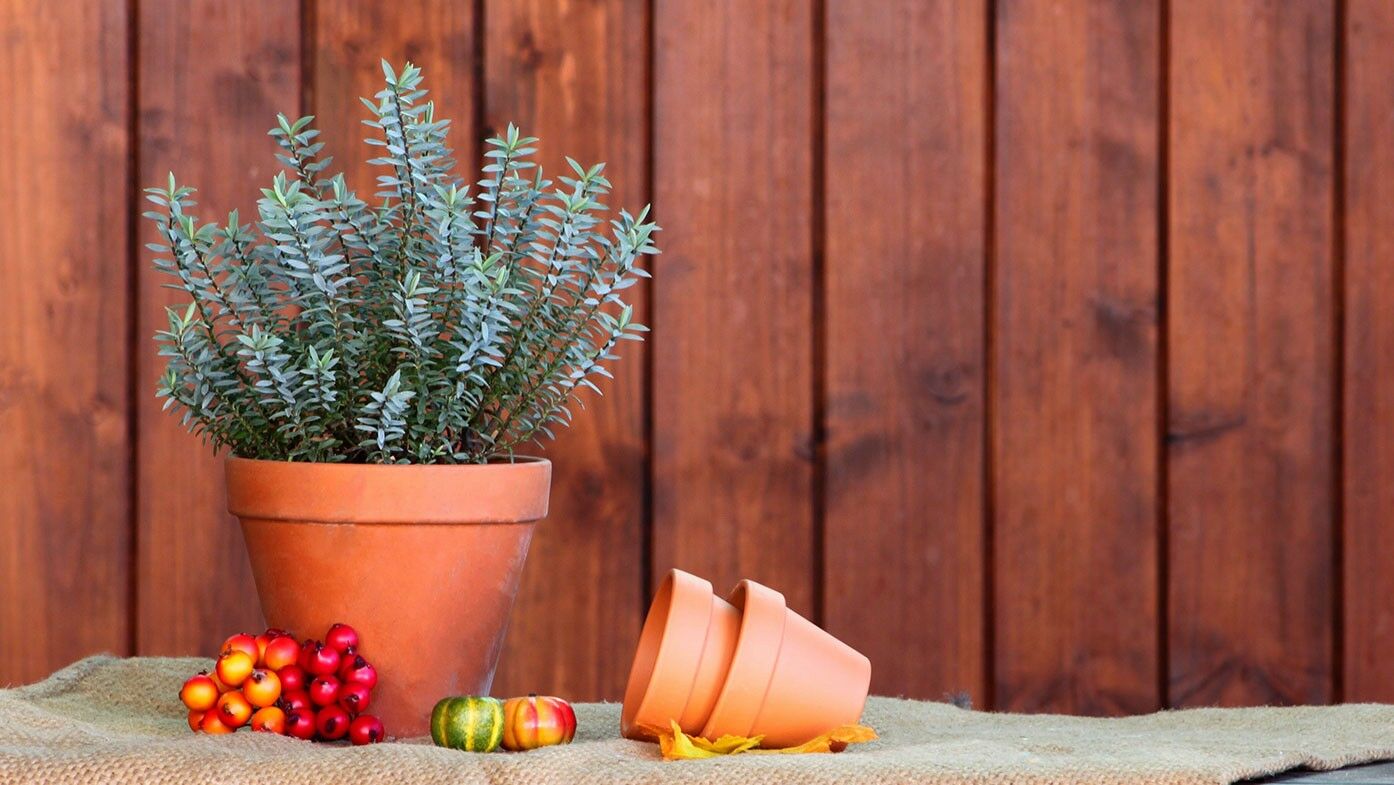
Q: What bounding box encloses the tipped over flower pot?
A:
[622,569,871,748]
[228,457,550,737]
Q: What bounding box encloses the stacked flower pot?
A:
[621,569,872,748]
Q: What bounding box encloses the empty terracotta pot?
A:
[702,579,872,747]
[621,569,872,748]
[620,569,741,739]
[225,456,550,737]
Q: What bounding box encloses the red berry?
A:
[277,664,307,693]
[337,682,372,715]
[279,689,311,714]
[285,709,316,740]
[348,714,385,745]
[316,705,351,741]
[297,640,317,671]
[308,675,341,707]
[325,623,359,654]
[338,655,378,690]
[300,640,341,677]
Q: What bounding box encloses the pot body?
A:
[622,569,871,748]
[702,579,870,747]
[226,456,551,737]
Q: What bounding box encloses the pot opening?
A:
[620,574,676,732]
[728,582,749,611]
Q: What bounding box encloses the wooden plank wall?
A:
[1346,0,1394,703]
[994,0,1161,714]
[823,0,988,702]
[1168,0,1336,707]
[135,0,298,662]
[1,0,1387,714]
[0,0,131,687]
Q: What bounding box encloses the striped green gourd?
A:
[430,696,505,752]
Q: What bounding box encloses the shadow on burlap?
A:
[2,656,1393,784]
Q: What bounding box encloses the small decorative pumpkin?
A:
[430,696,504,752]
[502,694,577,751]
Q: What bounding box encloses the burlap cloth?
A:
[2,657,1393,784]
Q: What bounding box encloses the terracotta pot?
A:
[702,579,871,747]
[620,569,872,748]
[225,456,550,738]
[620,569,741,739]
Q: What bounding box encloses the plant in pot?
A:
[146,61,658,736]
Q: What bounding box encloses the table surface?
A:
[1257,762,1394,784]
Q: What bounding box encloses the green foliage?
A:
[148,61,657,463]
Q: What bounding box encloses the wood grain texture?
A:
[651,0,817,613]
[1342,0,1392,703]
[993,0,1161,715]
[0,0,1371,705]
[312,0,478,203]
[0,0,131,685]
[823,0,988,703]
[1167,0,1336,707]
[483,0,648,700]
[137,0,300,655]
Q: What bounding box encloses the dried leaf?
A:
[660,720,719,759]
[696,733,764,755]
[656,720,877,761]
[750,724,880,755]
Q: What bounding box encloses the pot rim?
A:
[620,569,715,739]
[225,455,552,524]
[227,454,551,467]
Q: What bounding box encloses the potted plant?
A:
[146,61,657,736]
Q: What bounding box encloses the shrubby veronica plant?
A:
[148,61,658,463]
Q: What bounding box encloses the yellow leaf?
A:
[750,725,880,755]
[696,734,764,754]
[660,720,719,759]
[655,721,877,761]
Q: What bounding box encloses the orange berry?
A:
[216,690,253,728]
[216,650,255,688]
[179,673,219,711]
[187,709,205,731]
[249,705,286,734]
[243,669,282,708]
[209,671,230,693]
[221,633,259,662]
[200,710,234,735]
[262,635,300,671]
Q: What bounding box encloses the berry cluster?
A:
[180,623,385,745]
